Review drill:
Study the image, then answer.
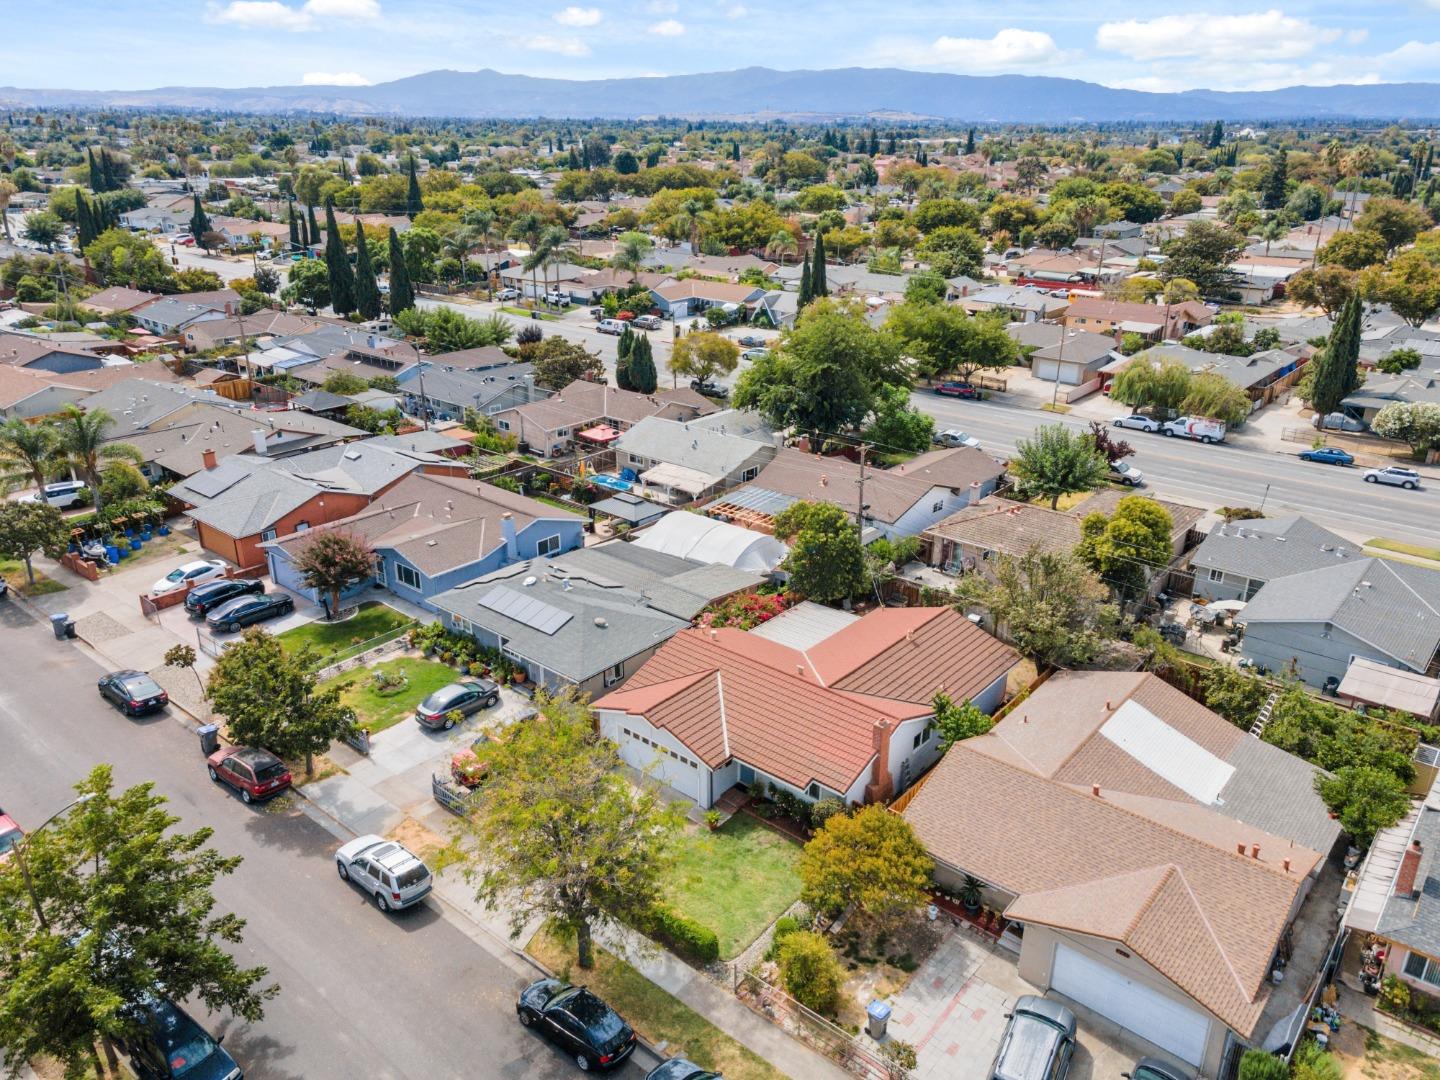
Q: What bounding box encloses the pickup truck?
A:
[1160,416,1226,444]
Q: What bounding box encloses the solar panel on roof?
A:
[477,584,573,635]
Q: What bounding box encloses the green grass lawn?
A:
[500,305,561,321]
[665,815,801,960]
[318,657,459,733]
[276,601,413,666]
[528,927,784,1080]
[0,558,68,597]
[1368,537,1440,564]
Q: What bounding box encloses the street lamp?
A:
[11,792,95,930]
[1050,327,1077,409]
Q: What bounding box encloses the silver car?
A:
[335,835,432,912]
[934,428,981,449]
[1364,466,1421,490]
[1112,414,1160,433]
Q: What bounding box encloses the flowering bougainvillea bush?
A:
[697,590,794,630]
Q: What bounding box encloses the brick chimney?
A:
[866,719,894,803]
[1396,840,1424,899]
[201,448,217,470]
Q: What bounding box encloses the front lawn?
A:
[0,558,67,596]
[318,657,460,733]
[1368,537,1440,564]
[276,601,413,666]
[528,927,784,1080]
[665,815,801,960]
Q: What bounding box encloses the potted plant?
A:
[704,809,723,831]
[959,875,985,914]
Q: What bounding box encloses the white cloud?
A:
[553,5,601,26]
[725,3,747,16]
[301,71,372,85]
[653,17,685,35]
[646,0,677,11]
[209,0,377,30]
[878,28,1065,72]
[519,33,591,55]
[1096,10,1339,63]
[1373,39,1440,74]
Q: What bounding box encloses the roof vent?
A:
[426,539,437,546]
[523,575,537,587]
[1091,784,1101,797]
[594,617,608,628]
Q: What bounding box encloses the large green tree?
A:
[188,194,211,244]
[1362,250,1440,328]
[626,333,658,394]
[405,155,424,216]
[1309,293,1362,422]
[667,331,739,387]
[1077,495,1174,604]
[323,197,356,317]
[1160,220,1245,296]
[1010,423,1109,509]
[527,336,606,389]
[885,302,1017,381]
[53,405,143,516]
[449,688,684,968]
[771,500,867,604]
[206,628,358,774]
[386,227,415,314]
[799,805,932,929]
[1316,766,1411,846]
[351,218,382,320]
[0,500,67,586]
[0,765,275,1076]
[291,529,376,620]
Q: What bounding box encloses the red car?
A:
[206,746,292,804]
[934,381,979,398]
[0,811,22,864]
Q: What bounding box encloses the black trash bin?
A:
[50,612,70,640]
[197,724,220,756]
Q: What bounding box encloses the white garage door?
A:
[1051,943,1210,1066]
[611,724,706,805]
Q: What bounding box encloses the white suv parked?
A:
[336,835,433,912]
[1363,466,1421,490]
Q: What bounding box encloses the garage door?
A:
[1051,943,1209,1066]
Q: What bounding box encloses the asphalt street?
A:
[0,601,645,1080]
[918,392,1440,548]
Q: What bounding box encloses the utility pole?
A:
[411,341,430,431]
[855,441,869,540]
[1050,327,1073,409]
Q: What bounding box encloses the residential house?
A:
[1027,330,1117,386]
[1237,557,1440,688]
[595,605,1020,809]
[1094,220,1145,239]
[614,410,780,503]
[397,360,544,422]
[1136,342,1307,404]
[491,380,719,458]
[0,333,109,374]
[709,446,1007,541]
[958,284,1069,323]
[168,440,468,569]
[264,471,585,611]
[1336,658,1440,723]
[431,542,762,697]
[649,279,767,321]
[81,287,162,317]
[902,670,1341,1077]
[1004,249,1119,290]
[645,250,780,279]
[133,291,242,336]
[0,363,182,421]
[1340,371,1440,429]
[1188,516,1357,603]
[1064,298,1213,342]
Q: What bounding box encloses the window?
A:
[604,662,625,687]
[1405,952,1440,987]
[497,419,511,432]
[556,428,570,438]
[806,782,820,799]
[536,534,562,558]
[394,563,421,590]
[932,501,945,513]
[740,465,759,482]
[1208,568,1224,583]
[913,724,934,750]
[294,521,310,532]
[374,557,386,585]
[452,615,472,635]
[260,528,277,542]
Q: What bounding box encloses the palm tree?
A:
[53,405,144,515]
[463,207,497,298]
[536,224,572,306]
[1259,217,1287,256]
[680,198,706,251]
[610,230,654,285]
[507,211,545,306]
[765,229,798,267]
[443,226,477,286]
[0,178,16,241]
[0,417,58,494]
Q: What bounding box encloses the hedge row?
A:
[639,904,719,966]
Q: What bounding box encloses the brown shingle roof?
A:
[924,499,1081,559]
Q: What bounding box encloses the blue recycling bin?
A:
[197,724,220,756]
[866,999,891,1040]
[50,612,70,640]
[105,544,120,564]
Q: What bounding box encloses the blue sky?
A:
[7,1,1440,93]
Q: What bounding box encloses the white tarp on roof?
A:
[639,462,723,495]
[631,511,788,572]
[1100,699,1236,805]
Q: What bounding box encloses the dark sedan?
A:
[119,998,243,1080]
[645,1060,720,1080]
[1298,446,1355,466]
[184,577,264,617]
[416,679,500,730]
[205,592,294,633]
[98,670,169,716]
[517,978,636,1072]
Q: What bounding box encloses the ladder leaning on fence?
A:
[1249,690,1280,738]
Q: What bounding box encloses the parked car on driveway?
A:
[497,287,520,300]
[1110,460,1145,486]
[118,998,243,1080]
[934,381,979,398]
[205,592,294,633]
[689,379,728,399]
[989,995,1076,1080]
[335,835,432,912]
[98,670,169,716]
[933,429,981,449]
[19,480,88,509]
[416,679,501,730]
[645,1060,719,1080]
[1123,1057,1193,1080]
[0,811,23,864]
[632,315,663,330]
[1298,447,1354,466]
[740,347,769,361]
[207,746,292,804]
[184,577,264,617]
[1364,466,1421,489]
[516,978,637,1072]
[1111,414,1160,433]
[737,335,765,348]
[151,559,228,597]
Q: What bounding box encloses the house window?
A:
[932,500,945,513]
[913,724,934,750]
[740,466,759,482]
[497,419,511,432]
[294,521,310,532]
[394,563,421,590]
[604,662,625,687]
[1405,952,1440,987]
[452,615,472,635]
[260,528,277,542]
[536,534,562,558]
[806,782,820,799]
[374,558,386,585]
[556,428,570,438]
[1208,568,1224,583]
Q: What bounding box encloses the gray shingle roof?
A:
[615,415,776,477]
[1190,515,1357,581]
[1377,805,1440,957]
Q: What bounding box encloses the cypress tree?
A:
[798,259,812,308]
[387,228,414,315]
[100,150,118,193]
[288,202,300,249]
[189,194,211,245]
[568,146,581,170]
[1310,294,1362,422]
[405,155,424,216]
[87,148,103,193]
[306,203,320,248]
[964,128,975,155]
[1262,150,1287,209]
[615,325,636,389]
[811,231,828,298]
[76,191,98,249]
[323,198,356,316]
[352,218,382,320]
[627,333,657,394]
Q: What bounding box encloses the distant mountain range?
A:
[4,67,1440,123]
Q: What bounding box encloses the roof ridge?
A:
[1166,862,1252,1000]
[1123,863,1177,940]
[1044,675,1144,778]
[715,670,730,758]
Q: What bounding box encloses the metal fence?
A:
[734,970,892,1079]
[311,620,416,679]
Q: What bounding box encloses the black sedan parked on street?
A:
[98,670,169,716]
[517,978,636,1072]
[184,577,264,617]
[205,592,295,633]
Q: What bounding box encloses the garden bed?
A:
[276,601,413,666]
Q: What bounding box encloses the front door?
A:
[739,764,756,786]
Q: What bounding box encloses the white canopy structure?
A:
[631,512,788,572]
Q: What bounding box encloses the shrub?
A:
[1237,1049,1288,1080]
[765,914,803,960]
[777,930,845,1015]
[810,798,846,830]
[641,904,719,965]
[1291,1040,1341,1080]
[1379,973,1412,1014]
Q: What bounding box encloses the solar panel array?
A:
[477,584,574,635]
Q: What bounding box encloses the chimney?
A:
[224,301,235,316]
[866,719,895,803]
[501,512,518,560]
[1091,784,1101,797]
[1396,840,1424,899]
[969,481,981,506]
[251,429,267,456]
[201,448,217,470]
[1237,843,1247,856]
[1282,858,1292,873]
[1250,844,1260,860]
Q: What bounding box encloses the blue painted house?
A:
[262,472,586,612]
